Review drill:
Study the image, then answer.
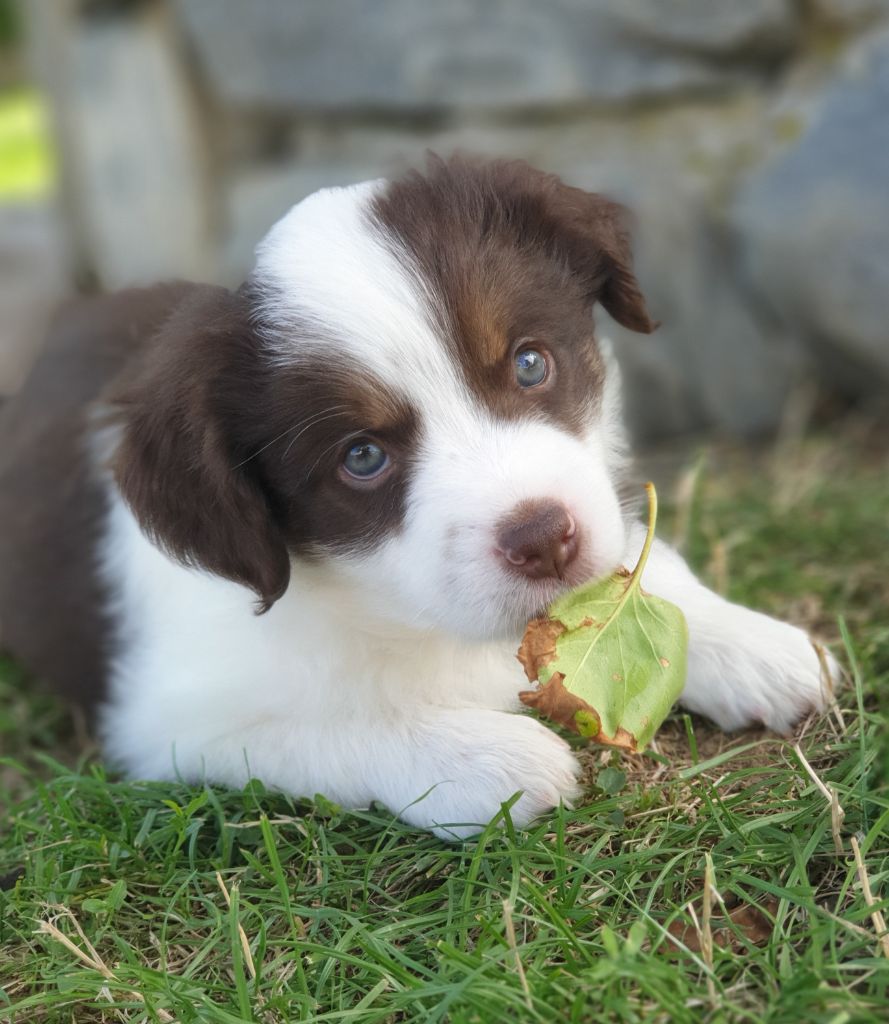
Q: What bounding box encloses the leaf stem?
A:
[549,483,661,681]
[629,482,658,592]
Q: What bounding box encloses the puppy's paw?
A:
[681,601,838,735]
[392,710,581,840]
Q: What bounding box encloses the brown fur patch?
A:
[372,155,657,432]
[1,281,420,709]
[238,328,419,559]
[0,284,195,708]
[112,286,418,610]
[111,286,293,611]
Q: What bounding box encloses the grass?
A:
[1,433,887,1022]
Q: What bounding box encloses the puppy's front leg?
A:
[162,704,580,841]
[375,707,582,838]
[623,522,833,733]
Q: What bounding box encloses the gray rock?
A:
[812,0,889,24]
[69,14,214,289]
[175,0,748,111]
[601,186,805,440]
[603,0,798,55]
[731,30,889,390]
[26,1,215,290]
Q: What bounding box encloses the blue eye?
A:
[515,348,549,388]
[342,440,389,480]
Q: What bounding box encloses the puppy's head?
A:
[114,156,656,638]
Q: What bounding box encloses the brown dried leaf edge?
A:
[518,671,637,751]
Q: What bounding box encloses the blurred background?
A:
[1,0,888,443]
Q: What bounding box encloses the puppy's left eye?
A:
[514,347,549,388]
[341,440,389,480]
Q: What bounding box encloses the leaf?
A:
[596,768,627,796]
[519,483,688,752]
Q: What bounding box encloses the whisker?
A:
[281,409,352,461]
[232,405,349,470]
[302,429,367,482]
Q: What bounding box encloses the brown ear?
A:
[453,156,658,334]
[529,168,658,335]
[573,190,659,335]
[112,285,290,610]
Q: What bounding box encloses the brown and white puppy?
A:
[0,157,831,838]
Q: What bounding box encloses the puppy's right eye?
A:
[341,440,390,481]
[514,345,551,388]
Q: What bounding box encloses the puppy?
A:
[0,157,831,838]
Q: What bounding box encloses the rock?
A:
[604,0,798,56]
[731,30,889,392]
[600,186,805,440]
[812,0,889,25]
[28,1,214,289]
[22,0,886,437]
[175,0,749,111]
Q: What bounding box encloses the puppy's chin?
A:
[443,573,588,644]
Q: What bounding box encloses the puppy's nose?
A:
[496,501,578,580]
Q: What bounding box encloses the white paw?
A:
[389,710,581,840]
[680,600,838,734]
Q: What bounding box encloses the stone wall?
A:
[24,0,889,438]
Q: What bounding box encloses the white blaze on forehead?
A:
[253,179,468,423]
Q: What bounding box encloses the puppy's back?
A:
[0,283,193,709]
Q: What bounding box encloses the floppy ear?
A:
[112,285,290,610]
[530,170,658,335]
[566,188,658,335]
[477,158,658,334]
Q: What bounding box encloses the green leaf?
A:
[519,483,688,752]
[597,768,627,796]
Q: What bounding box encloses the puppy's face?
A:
[115,158,656,639]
